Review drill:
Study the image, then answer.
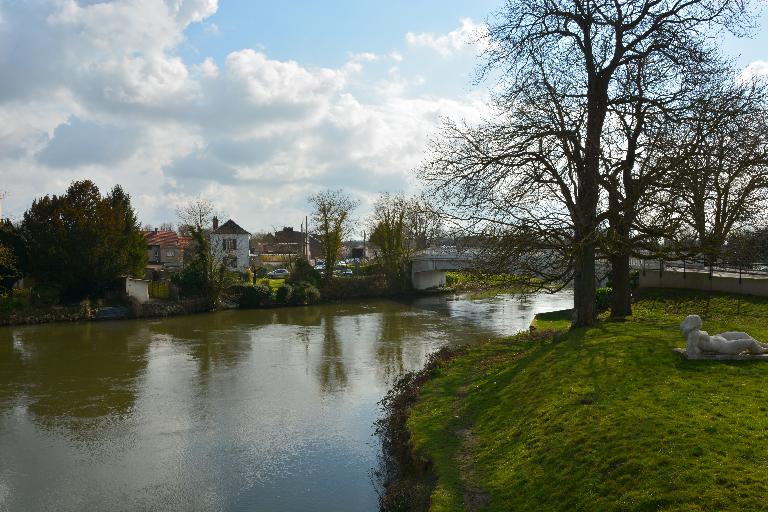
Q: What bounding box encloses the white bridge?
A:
[410,248,475,290]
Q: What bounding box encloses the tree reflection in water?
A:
[317,313,348,393]
[149,311,255,378]
[0,320,151,445]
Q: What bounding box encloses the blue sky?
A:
[0,1,766,232]
[184,1,767,64]
[181,1,500,65]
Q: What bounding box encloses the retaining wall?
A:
[639,269,768,297]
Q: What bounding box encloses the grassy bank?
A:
[445,272,544,299]
[403,289,768,511]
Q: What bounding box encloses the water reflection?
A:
[0,292,572,512]
[317,314,348,393]
[148,313,254,376]
[2,321,149,421]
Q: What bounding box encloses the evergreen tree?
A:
[22,180,147,300]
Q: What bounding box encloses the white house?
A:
[210,217,251,273]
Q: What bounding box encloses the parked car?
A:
[334,268,353,277]
[267,268,290,279]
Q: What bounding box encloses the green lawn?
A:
[407,289,768,511]
[445,272,544,298]
[256,278,286,291]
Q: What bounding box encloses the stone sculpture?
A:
[676,314,768,360]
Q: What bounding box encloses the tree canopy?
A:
[422,0,761,325]
[21,180,146,301]
[309,189,359,281]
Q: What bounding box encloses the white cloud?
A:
[195,57,219,78]
[405,18,490,58]
[742,60,768,80]
[224,49,345,106]
[0,1,487,230]
[36,117,139,167]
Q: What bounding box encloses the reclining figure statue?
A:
[680,314,768,358]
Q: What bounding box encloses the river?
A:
[0,291,572,511]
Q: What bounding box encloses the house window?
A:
[166,250,175,257]
[223,239,237,250]
[224,256,238,268]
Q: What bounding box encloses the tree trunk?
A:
[571,77,607,328]
[609,252,632,318]
[572,235,597,327]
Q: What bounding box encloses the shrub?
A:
[0,294,19,313]
[596,287,613,312]
[238,284,272,308]
[289,258,321,286]
[303,284,321,304]
[32,285,60,307]
[275,284,293,304]
[353,262,382,276]
[289,282,321,305]
[12,287,32,308]
[319,275,389,300]
[171,261,207,298]
[227,284,252,302]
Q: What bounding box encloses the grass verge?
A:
[401,288,768,511]
[445,272,545,299]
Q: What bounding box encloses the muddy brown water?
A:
[0,292,572,511]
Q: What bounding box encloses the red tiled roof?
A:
[143,230,182,247]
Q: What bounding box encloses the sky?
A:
[0,0,767,233]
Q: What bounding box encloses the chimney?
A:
[213,216,219,230]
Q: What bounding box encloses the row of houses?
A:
[142,218,367,278]
[142,217,251,276]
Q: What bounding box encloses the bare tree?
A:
[368,194,410,290]
[664,78,768,263]
[174,198,231,303]
[404,197,443,251]
[423,0,757,326]
[176,198,217,233]
[597,55,700,317]
[309,190,359,282]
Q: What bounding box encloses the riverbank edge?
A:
[0,286,457,327]
[0,297,215,327]
[374,313,564,511]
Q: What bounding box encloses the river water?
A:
[0,291,572,511]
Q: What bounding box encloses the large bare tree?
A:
[175,198,231,303]
[663,78,768,263]
[309,189,359,282]
[367,194,443,290]
[422,0,756,326]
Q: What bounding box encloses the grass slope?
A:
[446,272,544,299]
[407,289,768,511]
